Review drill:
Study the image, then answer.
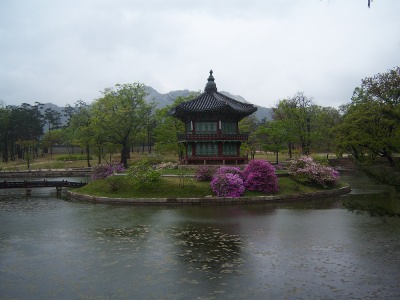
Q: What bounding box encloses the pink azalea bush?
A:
[210,172,245,197]
[214,166,242,177]
[195,166,217,181]
[242,159,279,193]
[289,156,339,187]
[91,163,125,180]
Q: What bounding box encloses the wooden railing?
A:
[177,132,250,141]
[181,155,249,165]
[0,180,87,189]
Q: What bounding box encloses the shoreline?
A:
[67,184,351,205]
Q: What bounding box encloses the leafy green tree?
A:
[15,139,38,169]
[62,104,77,128]
[69,101,95,167]
[0,104,11,162]
[9,103,43,160]
[335,67,400,166]
[91,83,154,168]
[42,129,65,158]
[274,92,318,156]
[43,107,62,132]
[70,101,116,166]
[239,115,259,159]
[153,95,197,157]
[256,120,288,163]
[313,107,342,152]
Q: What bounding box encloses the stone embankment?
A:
[68,184,351,205]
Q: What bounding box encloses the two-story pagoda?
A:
[169,70,257,165]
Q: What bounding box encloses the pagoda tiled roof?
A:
[169,70,257,120]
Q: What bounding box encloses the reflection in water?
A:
[172,225,244,275]
[0,173,400,299]
[341,172,400,216]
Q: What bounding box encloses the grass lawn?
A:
[0,151,300,172]
[74,176,332,199]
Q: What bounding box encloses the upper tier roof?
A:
[169,70,257,120]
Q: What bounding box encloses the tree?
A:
[274,92,318,156]
[0,105,11,162]
[62,104,77,128]
[91,83,154,168]
[255,120,288,164]
[43,108,62,132]
[15,139,38,169]
[9,103,43,160]
[335,66,400,166]
[153,95,197,156]
[42,129,65,158]
[313,106,342,152]
[70,101,95,167]
[239,115,259,159]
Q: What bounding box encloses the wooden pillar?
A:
[56,186,62,195]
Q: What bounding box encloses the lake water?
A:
[1,173,399,299]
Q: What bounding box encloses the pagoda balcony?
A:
[177,132,250,142]
[181,155,249,165]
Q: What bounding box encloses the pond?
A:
[0,173,399,299]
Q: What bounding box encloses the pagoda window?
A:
[221,122,237,134]
[196,142,218,156]
[195,122,217,134]
[223,142,237,156]
[186,121,192,134]
[187,143,193,157]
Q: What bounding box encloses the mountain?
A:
[30,86,272,128]
[219,91,273,121]
[144,86,196,108]
[144,86,273,121]
[36,103,69,129]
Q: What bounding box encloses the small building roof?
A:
[169,70,257,121]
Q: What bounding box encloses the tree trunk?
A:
[120,138,129,168]
[3,136,8,162]
[383,151,395,167]
[288,142,292,159]
[86,144,91,167]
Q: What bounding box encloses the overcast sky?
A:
[1,0,399,109]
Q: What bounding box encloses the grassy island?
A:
[74,175,346,199]
[71,157,347,202]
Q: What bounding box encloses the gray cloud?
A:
[1,0,399,108]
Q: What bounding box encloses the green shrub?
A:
[105,176,122,192]
[127,159,161,189]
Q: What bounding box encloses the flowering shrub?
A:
[288,155,314,170]
[214,166,242,177]
[92,163,125,180]
[195,166,217,181]
[210,173,245,197]
[127,159,161,189]
[273,163,285,171]
[242,159,279,193]
[153,162,178,170]
[289,156,339,187]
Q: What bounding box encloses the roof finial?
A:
[205,69,217,93]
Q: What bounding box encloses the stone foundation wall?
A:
[68,185,351,205]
